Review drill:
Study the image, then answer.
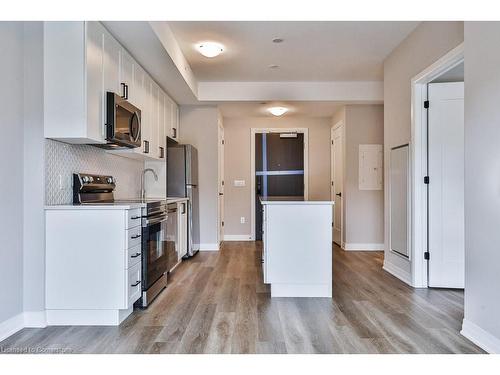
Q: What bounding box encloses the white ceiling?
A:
[218,101,346,118]
[167,21,419,82]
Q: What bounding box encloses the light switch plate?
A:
[234,180,246,187]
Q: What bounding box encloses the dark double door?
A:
[255,132,304,240]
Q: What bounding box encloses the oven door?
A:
[106,92,141,148]
[142,214,168,291]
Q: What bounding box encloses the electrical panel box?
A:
[359,144,383,190]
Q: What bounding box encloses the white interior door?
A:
[331,124,344,246]
[428,82,465,288]
[218,121,225,244]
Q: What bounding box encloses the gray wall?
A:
[383,21,464,277]
[463,21,500,350]
[23,22,45,314]
[344,105,384,245]
[179,106,219,247]
[0,22,24,324]
[222,116,332,237]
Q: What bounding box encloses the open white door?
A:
[428,82,465,288]
[331,124,344,246]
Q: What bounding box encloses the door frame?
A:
[217,117,225,246]
[331,120,345,248]
[409,42,464,288]
[250,128,309,241]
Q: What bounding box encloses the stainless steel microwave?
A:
[105,91,141,148]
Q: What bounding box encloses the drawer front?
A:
[127,244,142,269]
[126,226,142,249]
[127,262,142,307]
[126,208,142,229]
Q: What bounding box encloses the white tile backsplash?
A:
[45,139,143,205]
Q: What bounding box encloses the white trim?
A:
[217,115,224,246]
[331,121,345,247]
[409,42,464,288]
[198,243,219,251]
[250,128,309,240]
[46,308,132,326]
[344,243,384,251]
[0,313,24,343]
[461,319,500,354]
[383,261,412,286]
[23,311,47,328]
[224,235,253,241]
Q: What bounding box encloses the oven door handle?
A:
[145,215,167,226]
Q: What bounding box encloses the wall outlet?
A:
[240,217,246,224]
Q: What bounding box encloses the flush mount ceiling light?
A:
[268,64,280,69]
[268,106,288,116]
[196,42,224,58]
[272,37,284,43]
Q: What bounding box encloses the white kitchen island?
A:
[260,196,334,298]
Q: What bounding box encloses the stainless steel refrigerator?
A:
[167,144,200,257]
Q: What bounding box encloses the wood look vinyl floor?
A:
[0,242,484,354]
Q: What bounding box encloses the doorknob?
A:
[336,192,342,197]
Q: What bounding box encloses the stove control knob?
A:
[82,176,90,183]
[89,176,94,183]
[107,177,113,184]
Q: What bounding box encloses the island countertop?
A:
[259,195,334,205]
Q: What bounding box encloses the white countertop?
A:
[45,196,189,210]
[259,196,334,205]
[45,202,145,210]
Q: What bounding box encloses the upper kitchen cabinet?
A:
[167,97,180,140]
[44,21,107,144]
[44,21,178,161]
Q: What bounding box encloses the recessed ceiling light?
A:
[268,107,288,116]
[272,38,284,43]
[196,42,224,58]
[268,64,280,69]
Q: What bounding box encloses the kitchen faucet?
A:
[141,168,158,200]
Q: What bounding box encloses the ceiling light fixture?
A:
[268,64,280,69]
[272,38,284,43]
[196,42,224,58]
[268,106,288,116]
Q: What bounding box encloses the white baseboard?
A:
[0,313,24,343]
[23,311,47,328]
[198,243,219,251]
[343,243,384,251]
[223,235,253,241]
[383,261,412,286]
[461,319,500,354]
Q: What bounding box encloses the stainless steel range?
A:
[73,172,169,307]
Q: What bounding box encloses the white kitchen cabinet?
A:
[119,50,134,104]
[158,91,166,160]
[171,100,180,140]
[103,26,121,98]
[259,197,333,297]
[45,204,144,325]
[44,21,179,160]
[150,82,160,158]
[44,21,106,144]
[177,200,188,260]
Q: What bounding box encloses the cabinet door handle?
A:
[131,280,141,287]
[172,128,177,138]
[159,147,164,159]
[144,140,149,154]
[181,203,186,214]
[131,216,141,220]
[131,234,141,239]
[131,252,141,258]
[125,84,129,100]
[121,83,127,98]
